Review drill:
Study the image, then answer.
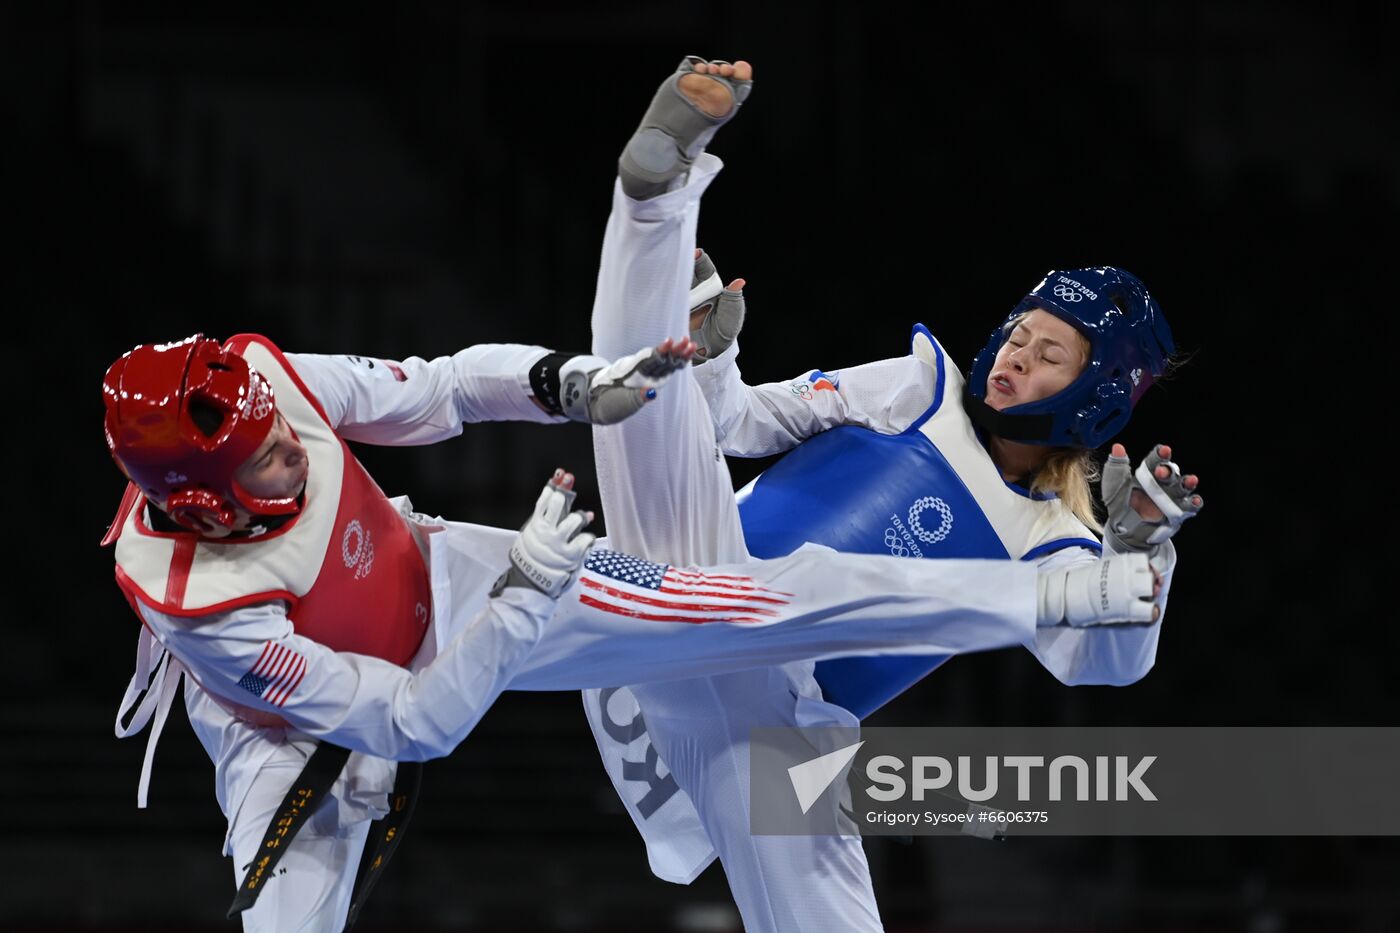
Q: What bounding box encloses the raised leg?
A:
[589,154,749,567]
[580,56,882,933]
[514,545,1038,689]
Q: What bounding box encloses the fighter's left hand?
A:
[1102,443,1203,553]
[568,337,697,424]
[493,468,597,598]
[690,248,747,362]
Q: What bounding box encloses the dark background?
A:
[5,1,1396,930]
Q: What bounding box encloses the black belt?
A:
[226,744,422,929]
[345,761,422,929]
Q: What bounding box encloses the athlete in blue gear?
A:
[581,55,1200,933]
[696,261,1201,715]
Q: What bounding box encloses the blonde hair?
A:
[1030,448,1102,533]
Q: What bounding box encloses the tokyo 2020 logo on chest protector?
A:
[885,496,955,558]
[342,519,375,580]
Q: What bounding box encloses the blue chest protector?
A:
[736,325,1098,718]
[738,426,1008,716]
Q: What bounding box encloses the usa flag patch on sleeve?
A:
[237,643,308,707]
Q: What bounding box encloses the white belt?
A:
[114,627,185,808]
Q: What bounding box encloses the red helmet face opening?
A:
[102,335,295,532]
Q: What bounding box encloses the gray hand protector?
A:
[558,346,691,425]
[689,249,745,363]
[1102,445,1203,552]
[492,476,595,598]
[1036,553,1158,627]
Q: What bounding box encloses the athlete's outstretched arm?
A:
[694,340,937,456]
[688,251,941,455]
[287,343,689,446]
[133,474,593,761]
[139,587,551,761]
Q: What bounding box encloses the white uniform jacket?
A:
[113,342,564,850]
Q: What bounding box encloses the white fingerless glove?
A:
[1102,445,1203,553]
[492,471,596,598]
[1036,553,1158,627]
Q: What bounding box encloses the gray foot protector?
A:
[688,250,745,362]
[619,55,753,200]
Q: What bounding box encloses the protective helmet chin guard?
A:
[964,267,1175,449]
[102,335,298,531]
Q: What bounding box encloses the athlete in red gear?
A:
[103,333,1090,929]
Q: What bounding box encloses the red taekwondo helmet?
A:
[102,335,299,532]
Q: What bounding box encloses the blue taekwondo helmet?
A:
[964,267,1175,449]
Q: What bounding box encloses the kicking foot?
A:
[619,56,754,200]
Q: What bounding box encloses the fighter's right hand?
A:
[1036,553,1161,628]
[557,341,696,425]
[690,248,746,362]
[1102,443,1203,555]
[493,469,596,598]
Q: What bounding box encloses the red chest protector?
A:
[108,334,433,669]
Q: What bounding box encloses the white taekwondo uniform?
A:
[583,153,1174,933]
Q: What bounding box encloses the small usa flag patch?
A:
[237,642,308,707]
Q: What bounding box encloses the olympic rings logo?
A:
[342,519,375,579]
[883,528,910,558]
[907,496,954,544]
[1053,284,1083,303]
[789,381,814,401]
[248,377,274,420]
